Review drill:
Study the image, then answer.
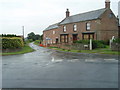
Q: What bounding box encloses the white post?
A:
[110,39,112,49]
[90,39,92,50]
[110,36,115,49]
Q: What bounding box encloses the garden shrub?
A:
[74,40,89,44]
[92,40,106,49]
[113,38,120,43]
[2,37,24,49]
[74,40,107,49]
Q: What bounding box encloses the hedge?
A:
[1,37,24,49]
[74,40,89,44]
[74,40,107,49]
[113,38,120,43]
[92,40,106,49]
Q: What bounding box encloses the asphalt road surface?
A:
[2,43,119,88]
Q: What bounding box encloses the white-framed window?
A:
[53,31,55,34]
[73,24,77,31]
[86,23,91,30]
[63,26,66,32]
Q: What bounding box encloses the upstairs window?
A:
[73,24,77,32]
[86,23,91,30]
[63,26,66,32]
[53,31,55,34]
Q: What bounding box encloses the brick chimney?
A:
[66,9,70,18]
[105,0,110,9]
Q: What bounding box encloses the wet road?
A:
[2,43,119,88]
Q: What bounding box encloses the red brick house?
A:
[43,0,118,46]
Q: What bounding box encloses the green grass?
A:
[48,46,120,55]
[1,44,35,56]
[34,42,40,46]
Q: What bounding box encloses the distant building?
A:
[43,0,119,46]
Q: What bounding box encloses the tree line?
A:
[27,32,43,41]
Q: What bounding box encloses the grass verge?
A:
[33,40,41,46]
[1,44,35,56]
[48,46,120,55]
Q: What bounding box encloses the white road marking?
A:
[51,57,55,62]
[85,59,97,62]
[51,57,63,62]
[104,59,118,62]
[68,59,79,62]
[104,59,116,61]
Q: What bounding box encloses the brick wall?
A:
[111,43,120,51]
[49,43,89,50]
[43,28,59,45]
[43,9,118,45]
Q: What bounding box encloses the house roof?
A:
[44,23,59,31]
[44,8,107,31]
[59,8,107,25]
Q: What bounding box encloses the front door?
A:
[56,38,58,44]
[73,34,78,42]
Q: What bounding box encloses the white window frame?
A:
[63,26,66,32]
[53,31,55,34]
[73,24,77,31]
[86,23,91,30]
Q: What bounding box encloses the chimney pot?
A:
[105,0,110,9]
[66,8,70,18]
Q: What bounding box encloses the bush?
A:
[113,38,120,43]
[74,40,107,49]
[92,40,106,49]
[74,40,89,44]
[0,34,18,37]
[2,37,24,49]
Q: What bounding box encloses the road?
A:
[2,43,119,88]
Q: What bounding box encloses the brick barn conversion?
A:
[43,0,119,46]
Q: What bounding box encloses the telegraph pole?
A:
[22,26,24,42]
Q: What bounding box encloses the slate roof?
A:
[59,8,107,25]
[44,8,107,31]
[44,23,59,31]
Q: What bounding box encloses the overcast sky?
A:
[0,0,119,37]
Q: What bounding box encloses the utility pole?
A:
[22,26,24,42]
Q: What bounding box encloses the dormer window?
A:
[86,23,91,30]
[63,26,66,32]
[73,24,77,32]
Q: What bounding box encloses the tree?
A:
[27,32,42,41]
[27,32,36,41]
[35,34,41,40]
[40,34,43,41]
